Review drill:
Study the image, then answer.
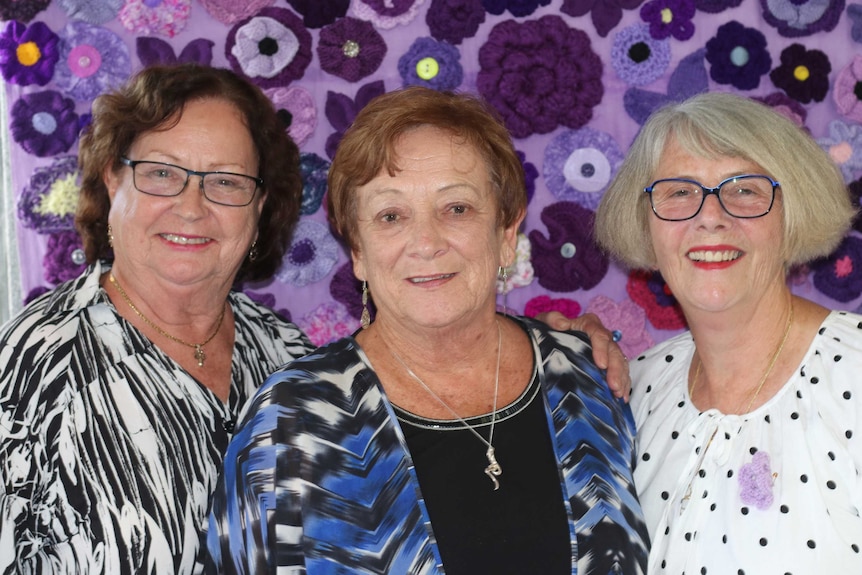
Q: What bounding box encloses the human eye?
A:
[656,181,697,200]
[140,164,177,180]
[208,174,244,190]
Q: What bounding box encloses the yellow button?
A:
[416,57,439,80]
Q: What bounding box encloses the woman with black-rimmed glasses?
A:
[596,91,862,574]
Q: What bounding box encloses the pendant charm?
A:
[484,446,502,490]
[194,345,206,367]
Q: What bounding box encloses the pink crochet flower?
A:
[298,302,361,347]
[585,295,655,358]
[265,85,317,147]
[198,0,274,24]
[118,0,191,38]
[524,295,582,319]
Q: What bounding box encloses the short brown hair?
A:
[76,63,302,282]
[327,86,527,252]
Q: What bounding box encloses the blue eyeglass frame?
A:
[643,174,780,222]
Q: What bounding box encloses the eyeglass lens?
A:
[648,175,775,221]
[132,161,257,206]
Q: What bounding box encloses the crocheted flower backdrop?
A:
[4,0,862,354]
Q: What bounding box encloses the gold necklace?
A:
[109,274,226,367]
[689,303,794,413]
[390,320,503,490]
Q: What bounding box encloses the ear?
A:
[103,163,121,201]
[351,247,366,282]
[500,208,526,268]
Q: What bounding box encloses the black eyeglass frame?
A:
[643,174,780,222]
[119,157,264,207]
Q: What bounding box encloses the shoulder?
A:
[229,291,314,352]
[628,331,694,421]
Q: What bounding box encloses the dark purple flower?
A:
[848,177,862,234]
[528,201,609,292]
[477,15,604,139]
[811,235,862,302]
[329,261,376,321]
[624,48,707,125]
[769,43,831,104]
[626,270,687,330]
[482,0,551,17]
[850,3,862,43]
[426,0,485,45]
[243,289,292,321]
[318,17,386,82]
[54,20,131,101]
[324,80,386,159]
[11,91,79,157]
[705,20,771,91]
[0,20,59,86]
[0,0,50,23]
[299,152,330,215]
[24,285,51,306]
[286,0,349,28]
[136,37,214,67]
[351,0,425,28]
[225,7,312,89]
[694,0,742,12]
[518,150,538,205]
[611,22,671,86]
[760,0,844,38]
[397,37,462,90]
[18,155,80,232]
[561,0,646,38]
[640,0,696,41]
[44,230,87,285]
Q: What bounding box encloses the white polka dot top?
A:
[631,310,862,575]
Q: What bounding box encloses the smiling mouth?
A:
[409,273,455,283]
[160,233,211,245]
[687,249,742,263]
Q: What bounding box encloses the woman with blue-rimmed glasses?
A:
[596,91,862,574]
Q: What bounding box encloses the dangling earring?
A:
[107,224,114,248]
[248,240,258,262]
[361,281,371,329]
[498,266,509,316]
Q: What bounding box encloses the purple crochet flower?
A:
[297,301,360,347]
[524,295,582,320]
[118,0,191,37]
[24,285,51,305]
[518,150,538,205]
[330,261,376,321]
[299,152,329,215]
[137,37,214,67]
[769,44,832,104]
[611,22,671,86]
[760,0,844,38]
[528,201,609,292]
[812,236,862,302]
[543,128,623,210]
[624,48,707,125]
[54,21,131,102]
[398,37,462,90]
[318,17,386,83]
[199,0,274,24]
[56,0,122,24]
[276,220,341,287]
[286,0,349,28]
[817,120,862,182]
[850,3,862,43]
[44,230,87,285]
[694,0,742,12]
[834,55,862,123]
[0,20,59,87]
[705,21,771,91]
[754,91,808,128]
[0,0,50,23]
[426,0,485,45]
[739,451,774,510]
[477,15,604,139]
[627,269,687,330]
[849,177,862,234]
[266,86,317,147]
[243,290,291,321]
[324,80,386,160]
[561,0,646,38]
[225,7,312,89]
[350,0,427,30]
[11,91,79,157]
[18,155,80,232]
[585,295,655,358]
[640,0,696,41]
[482,0,551,17]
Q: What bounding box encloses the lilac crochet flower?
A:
[350,0,427,30]
[44,230,87,285]
[426,0,485,45]
[56,0,122,24]
[627,269,687,330]
[11,91,79,157]
[760,0,844,38]
[0,0,50,23]
[705,21,771,90]
[199,0,274,24]
[519,150,538,205]
[118,0,190,37]
[812,236,862,302]
[0,20,59,86]
[611,23,671,86]
[483,0,551,17]
[54,21,131,102]
[226,7,312,89]
[266,86,317,147]
[543,127,624,210]
[477,15,604,139]
[561,0,646,38]
[754,91,808,128]
[528,201,609,292]
[817,120,862,182]
[497,233,534,295]
[18,155,80,232]
[834,55,862,123]
[324,80,386,159]
[585,295,655,358]
[136,37,214,67]
[739,451,775,510]
[299,152,329,215]
[276,220,341,287]
[640,0,696,40]
[398,37,462,90]
[624,48,707,125]
[286,0,349,28]
[850,3,862,43]
[318,17,386,83]
[694,0,742,12]
[297,302,360,347]
[243,290,291,321]
[330,261,376,321]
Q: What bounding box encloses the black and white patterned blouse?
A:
[0,261,314,574]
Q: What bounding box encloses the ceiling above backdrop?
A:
[2,0,862,356]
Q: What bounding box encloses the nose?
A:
[409,213,448,259]
[695,191,730,225]
[173,174,208,217]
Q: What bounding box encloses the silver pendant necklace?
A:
[390,320,503,490]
